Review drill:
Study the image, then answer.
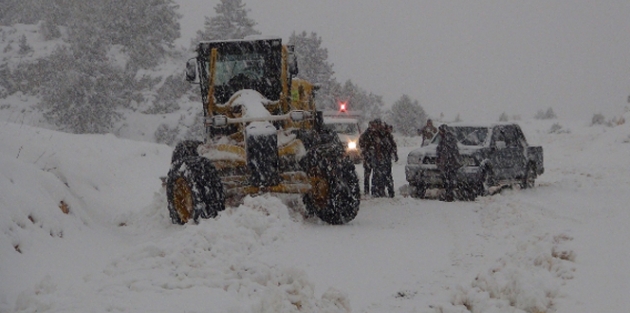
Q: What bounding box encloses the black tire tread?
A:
[166,156,225,224]
[302,144,360,225]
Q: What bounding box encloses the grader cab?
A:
[165,37,360,225]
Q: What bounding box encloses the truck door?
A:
[491,125,526,180]
[495,125,527,179]
[490,126,507,180]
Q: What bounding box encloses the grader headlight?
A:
[347,141,357,151]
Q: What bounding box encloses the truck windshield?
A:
[327,123,359,135]
[214,53,265,86]
[431,126,489,146]
[197,39,283,103]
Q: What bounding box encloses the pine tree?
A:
[191,0,260,45]
[454,113,462,122]
[18,34,33,55]
[102,0,181,69]
[1,0,71,26]
[289,31,335,85]
[39,46,137,134]
[334,80,384,124]
[40,19,62,40]
[288,31,339,109]
[499,112,508,122]
[0,0,43,25]
[64,0,109,62]
[534,107,558,120]
[387,95,427,136]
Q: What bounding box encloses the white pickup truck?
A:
[323,117,362,163]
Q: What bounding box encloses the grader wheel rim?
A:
[173,177,193,223]
[310,177,329,208]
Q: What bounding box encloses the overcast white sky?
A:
[176,1,630,121]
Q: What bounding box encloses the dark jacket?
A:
[436,127,461,171]
[359,127,378,165]
[381,129,397,162]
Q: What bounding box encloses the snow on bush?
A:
[548,123,570,134]
[442,233,575,313]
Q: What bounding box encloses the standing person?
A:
[370,120,393,198]
[367,119,385,197]
[383,123,398,198]
[359,120,378,195]
[435,124,461,202]
[419,119,438,146]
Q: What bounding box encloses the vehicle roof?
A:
[198,37,282,44]
[323,117,359,124]
[438,121,519,128]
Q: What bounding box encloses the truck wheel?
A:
[166,156,225,225]
[303,147,360,225]
[475,168,495,197]
[458,182,478,201]
[410,182,427,199]
[171,140,203,164]
[520,163,537,189]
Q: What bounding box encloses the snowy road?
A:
[2,119,630,312]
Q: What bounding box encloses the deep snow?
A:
[2,114,630,313]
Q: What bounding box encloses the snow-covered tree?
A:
[147,74,193,114]
[39,46,138,134]
[39,20,62,40]
[65,0,109,62]
[18,34,32,55]
[499,112,509,122]
[288,31,339,111]
[0,0,73,26]
[387,94,427,136]
[289,32,335,86]
[191,0,260,45]
[331,80,384,125]
[288,31,340,110]
[535,107,558,120]
[0,0,41,25]
[101,0,181,69]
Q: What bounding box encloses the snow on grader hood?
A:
[165,37,360,226]
[198,89,309,190]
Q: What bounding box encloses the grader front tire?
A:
[166,157,225,225]
[304,156,360,225]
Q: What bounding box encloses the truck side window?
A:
[492,127,505,143]
[503,126,519,147]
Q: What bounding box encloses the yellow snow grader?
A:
[165,37,360,225]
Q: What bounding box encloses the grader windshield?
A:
[195,38,284,105]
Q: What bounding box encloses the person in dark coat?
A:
[359,120,378,195]
[436,124,461,201]
[370,120,386,197]
[368,121,397,197]
[382,123,398,198]
[419,119,437,146]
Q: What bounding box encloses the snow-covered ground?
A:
[1,113,630,313]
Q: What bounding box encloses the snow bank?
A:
[0,122,350,313]
[9,192,351,313]
[444,233,575,313]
